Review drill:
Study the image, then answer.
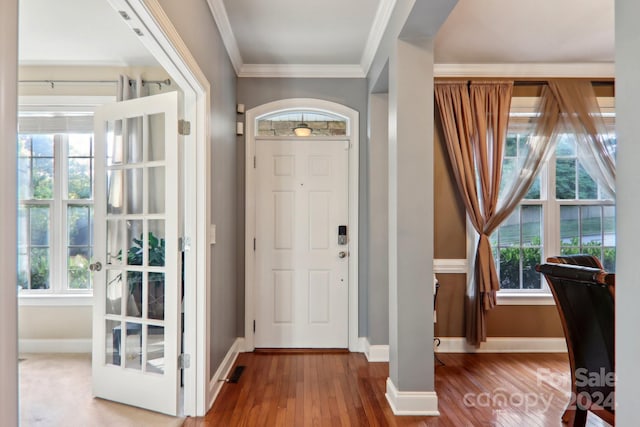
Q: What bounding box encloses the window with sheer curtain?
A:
[17,113,94,293]
[493,97,616,292]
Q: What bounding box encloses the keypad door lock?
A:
[338,225,347,245]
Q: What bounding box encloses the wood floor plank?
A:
[183,352,612,427]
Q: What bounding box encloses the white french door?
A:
[254,139,349,348]
[91,91,181,415]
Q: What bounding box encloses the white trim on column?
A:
[244,98,359,352]
[385,378,439,416]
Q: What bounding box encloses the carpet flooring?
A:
[19,353,184,427]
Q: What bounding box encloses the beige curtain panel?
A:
[435,81,513,346]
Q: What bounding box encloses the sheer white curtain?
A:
[548,79,616,198]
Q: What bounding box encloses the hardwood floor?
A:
[183,352,611,427]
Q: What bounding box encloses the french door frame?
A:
[106,0,211,416]
[244,98,360,352]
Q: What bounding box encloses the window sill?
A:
[496,292,555,306]
[18,293,93,307]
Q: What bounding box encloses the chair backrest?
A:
[545,254,604,269]
[536,262,615,408]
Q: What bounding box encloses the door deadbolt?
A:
[89,261,102,272]
[338,251,347,259]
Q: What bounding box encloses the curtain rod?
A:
[18,78,171,89]
[513,80,614,87]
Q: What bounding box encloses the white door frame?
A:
[244,98,359,352]
[105,0,211,416]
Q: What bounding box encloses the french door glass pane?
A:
[105,319,120,366]
[127,220,144,266]
[148,220,165,267]
[146,326,165,374]
[126,168,144,214]
[125,322,143,370]
[148,272,165,321]
[126,271,143,318]
[148,113,166,162]
[126,117,144,164]
[107,169,123,214]
[148,167,165,214]
[106,270,123,315]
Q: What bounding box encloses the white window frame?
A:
[18,96,114,306]
[496,96,615,305]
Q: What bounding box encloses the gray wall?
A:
[157,0,238,376]
[615,0,640,423]
[236,78,369,336]
[367,93,389,345]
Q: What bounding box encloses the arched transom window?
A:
[256,110,348,137]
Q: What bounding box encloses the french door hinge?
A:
[253,238,256,251]
[178,119,191,136]
[253,320,256,333]
[179,236,191,252]
[179,353,191,369]
[253,156,256,169]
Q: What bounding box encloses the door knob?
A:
[89,261,103,272]
[338,251,347,259]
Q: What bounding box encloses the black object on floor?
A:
[227,366,245,383]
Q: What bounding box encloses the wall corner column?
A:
[0,0,19,424]
[386,37,438,416]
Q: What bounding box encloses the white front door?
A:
[255,139,349,348]
[91,92,181,415]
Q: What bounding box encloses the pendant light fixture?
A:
[293,113,312,137]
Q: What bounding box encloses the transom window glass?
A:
[257,110,348,137]
[492,97,616,291]
[17,113,94,293]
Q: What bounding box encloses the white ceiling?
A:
[19,0,159,66]
[18,0,614,76]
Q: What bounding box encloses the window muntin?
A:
[17,125,94,293]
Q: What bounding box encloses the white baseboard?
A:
[362,337,390,362]
[436,337,567,353]
[207,337,243,411]
[19,338,91,353]
[385,378,439,416]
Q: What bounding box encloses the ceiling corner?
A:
[360,0,397,76]
[205,0,243,75]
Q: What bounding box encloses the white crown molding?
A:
[360,0,397,75]
[238,63,366,78]
[205,0,243,75]
[434,63,615,78]
[385,378,439,416]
